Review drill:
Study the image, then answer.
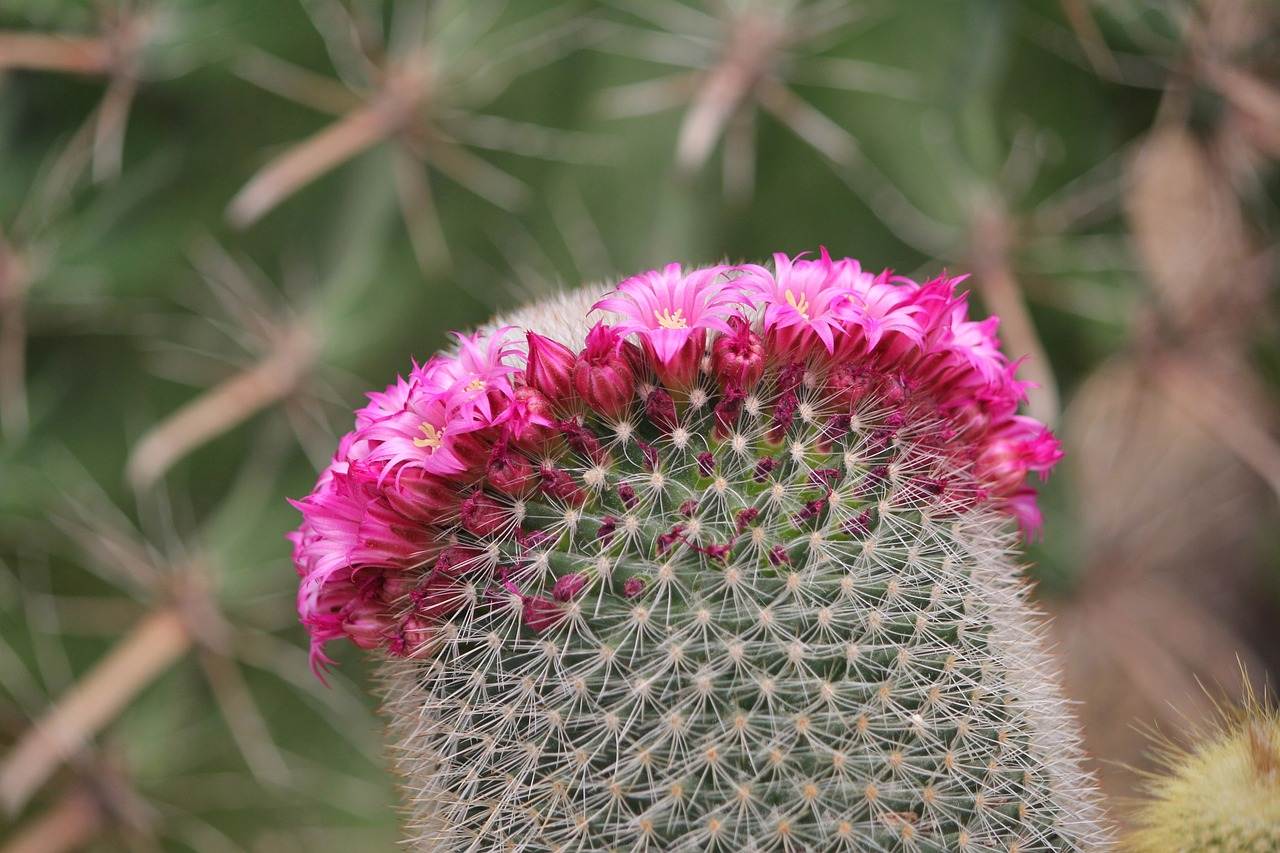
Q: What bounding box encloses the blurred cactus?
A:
[1125,688,1280,853]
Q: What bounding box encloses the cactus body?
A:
[291,258,1113,851]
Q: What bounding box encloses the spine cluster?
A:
[290,252,1110,850]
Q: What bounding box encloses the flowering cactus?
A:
[289,251,1112,851]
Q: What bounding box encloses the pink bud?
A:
[522,595,565,631]
[505,386,561,452]
[558,419,609,465]
[486,439,538,497]
[713,384,744,440]
[449,429,496,479]
[623,577,646,598]
[573,323,636,420]
[412,573,470,619]
[381,468,464,523]
[430,544,485,577]
[826,363,875,409]
[460,489,507,537]
[553,572,587,602]
[343,603,397,651]
[388,614,437,659]
[711,317,765,390]
[525,331,577,402]
[976,439,1032,497]
[645,387,678,432]
[539,465,588,506]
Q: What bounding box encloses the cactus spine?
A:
[291,257,1113,850]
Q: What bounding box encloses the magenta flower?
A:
[592,263,748,386]
[417,327,521,423]
[836,268,927,351]
[357,379,486,480]
[739,248,857,356]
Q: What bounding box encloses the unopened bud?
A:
[573,323,635,420]
[460,489,507,537]
[525,331,577,401]
[553,572,587,602]
[522,595,565,632]
[711,317,766,390]
[645,387,678,432]
[486,439,538,497]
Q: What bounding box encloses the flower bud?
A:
[343,602,397,651]
[525,331,577,402]
[645,387,678,432]
[486,439,539,497]
[505,385,561,452]
[711,317,765,390]
[380,467,464,522]
[522,595,565,631]
[460,489,507,537]
[573,323,635,420]
[540,465,588,506]
[553,572,587,602]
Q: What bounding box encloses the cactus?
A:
[1124,689,1280,853]
[290,252,1113,851]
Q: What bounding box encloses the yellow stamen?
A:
[466,378,485,392]
[654,308,688,330]
[413,422,444,452]
[785,289,811,321]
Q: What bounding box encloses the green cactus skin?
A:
[1125,693,1280,853]
[379,289,1113,852]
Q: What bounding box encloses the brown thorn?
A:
[231,49,363,116]
[0,33,112,76]
[0,608,191,815]
[196,650,291,788]
[391,143,451,274]
[126,320,320,492]
[755,77,859,165]
[968,201,1060,426]
[226,98,406,228]
[677,62,754,176]
[91,70,139,183]
[0,235,30,443]
[0,786,104,853]
[1152,354,1280,503]
[1055,0,1121,81]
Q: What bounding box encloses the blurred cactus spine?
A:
[1125,690,1280,853]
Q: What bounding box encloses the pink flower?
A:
[593,263,748,387]
[836,269,926,351]
[416,328,521,423]
[739,248,857,356]
[358,381,487,479]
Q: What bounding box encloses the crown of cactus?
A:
[289,250,1111,851]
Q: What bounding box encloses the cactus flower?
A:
[593,262,749,388]
[290,251,1112,851]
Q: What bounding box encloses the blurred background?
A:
[0,0,1276,849]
